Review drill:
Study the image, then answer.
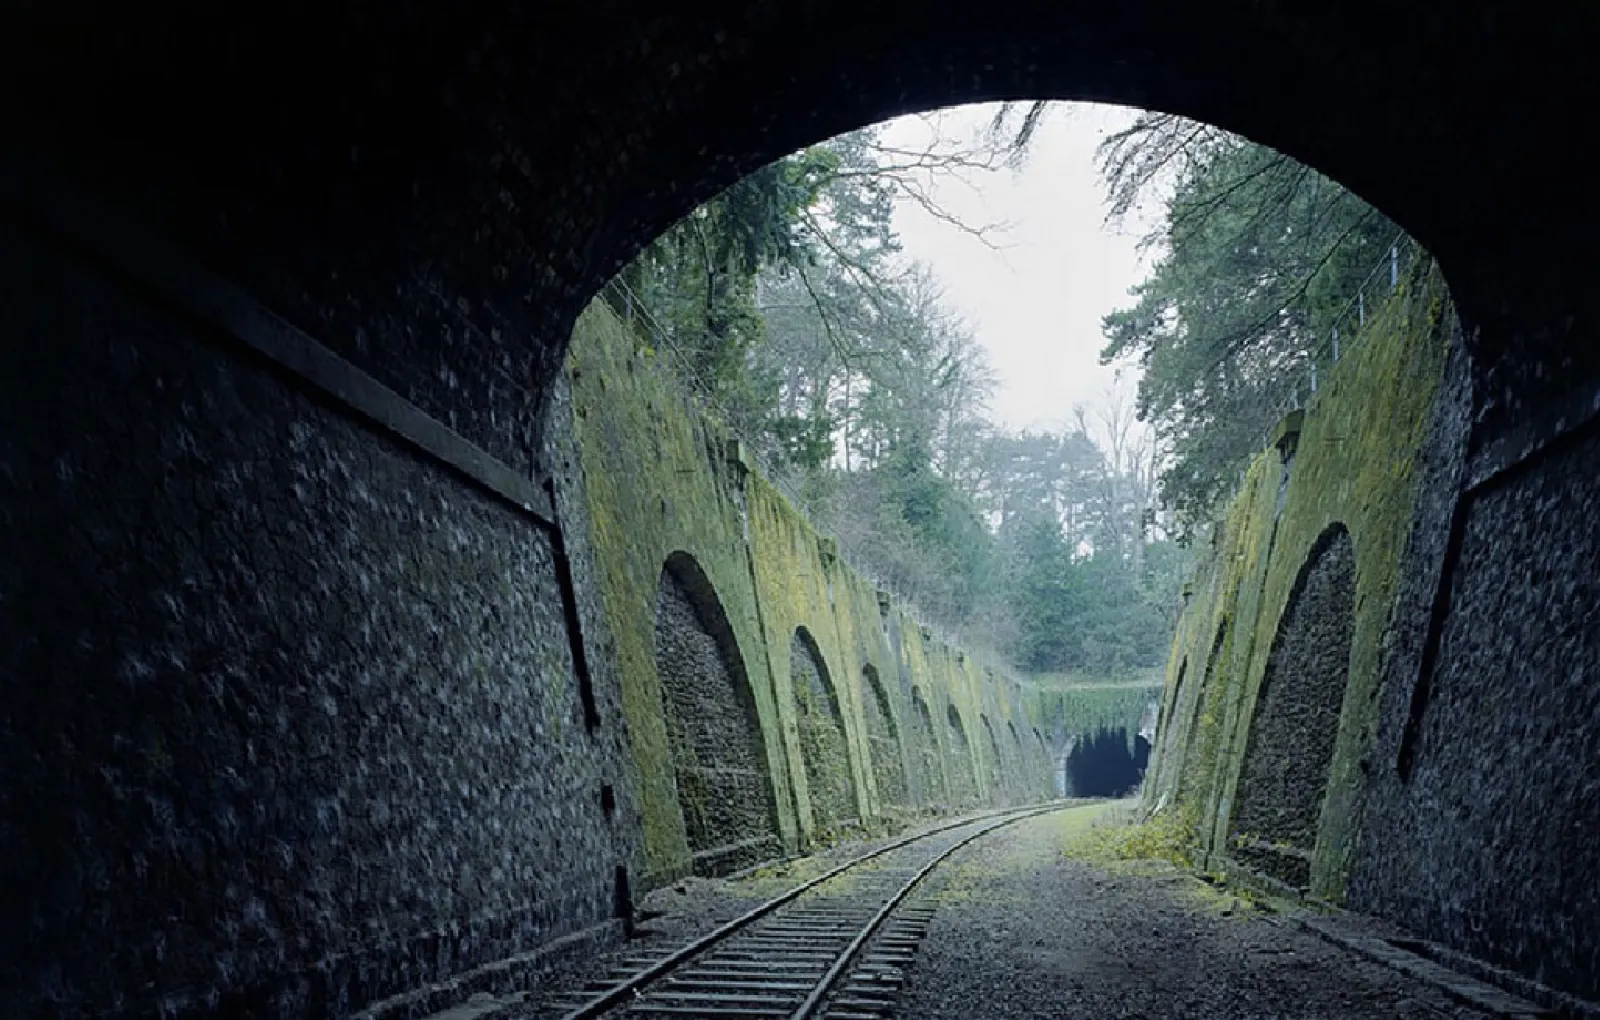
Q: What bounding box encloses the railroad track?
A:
[540,802,1071,1020]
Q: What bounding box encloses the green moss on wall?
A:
[1146,261,1454,902]
[564,300,1054,884]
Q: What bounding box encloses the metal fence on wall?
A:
[1234,232,1430,492]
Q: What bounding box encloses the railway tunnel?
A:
[2,1,1600,1017]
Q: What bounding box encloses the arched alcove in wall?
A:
[945,704,979,806]
[1230,525,1357,888]
[654,551,781,875]
[860,664,908,811]
[1178,624,1230,803]
[790,627,859,832]
[1006,721,1025,799]
[910,687,945,808]
[980,713,1004,800]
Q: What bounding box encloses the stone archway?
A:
[910,687,946,809]
[980,713,1004,801]
[791,627,859,832]
[1230,526,1356,887]
[860,664,908,812]
[945,705,979,806]
[654,552,782,875]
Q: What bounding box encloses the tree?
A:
[1096,113,1403,536]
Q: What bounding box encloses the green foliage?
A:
[613,114,1189,676]
[1097,117,1404,536]
[1062,805,1196,868]
[1009,515,1084,672]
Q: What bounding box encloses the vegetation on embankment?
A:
[565,299,1054,887]
[1144,257,1455,903]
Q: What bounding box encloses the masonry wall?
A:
[0,217,636,1019]
[564,299,1053,882]
[1146,256,1600,1001]
[1347,313,1600,1000]
[1146,260,1455,902]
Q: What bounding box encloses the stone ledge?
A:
[1294,913,1563,1020]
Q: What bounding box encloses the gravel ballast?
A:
[897,802,1500,1020]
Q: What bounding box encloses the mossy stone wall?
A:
[654,557,782,873]
[860,665,910,811]
[790,627,859,837]
[565,300,1050,884]
[1146,261,1453,901]
[1228,527,1357,886]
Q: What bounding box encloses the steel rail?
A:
[559,801,1074,1020]
[787,803,1063,1019]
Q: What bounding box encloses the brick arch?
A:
[654,551,781,875]
[790,626,859,833]
[1230,524,1356,887]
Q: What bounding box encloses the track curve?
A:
[547,802,1075,1020]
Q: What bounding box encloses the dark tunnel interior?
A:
[1065,728,1152,798]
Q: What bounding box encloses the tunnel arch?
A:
[945,704,979,806]
[24,0,1589,451]
[1229,524,1357,888]
[1064,727,1152,797]
[654,551,782,875]
[790,626,860,834]
[860,664,909,813]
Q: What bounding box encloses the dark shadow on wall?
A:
[654,552,782,876]
[1066,727,1152,798]
[1229,524,1356,889]
[944,705,979,806]
[860,665,908,812]
[909,687,946,809]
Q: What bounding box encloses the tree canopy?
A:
[605,113,1187,676]
[1094,112,1405,535]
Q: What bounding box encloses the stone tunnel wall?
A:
[1228,527,1357,887]
[0,212,639,1019]
[0,211,1058,1020]
[1147,260,1455,903]
[564,299,1053,886]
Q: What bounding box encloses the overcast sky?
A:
[877,102,1159,434]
